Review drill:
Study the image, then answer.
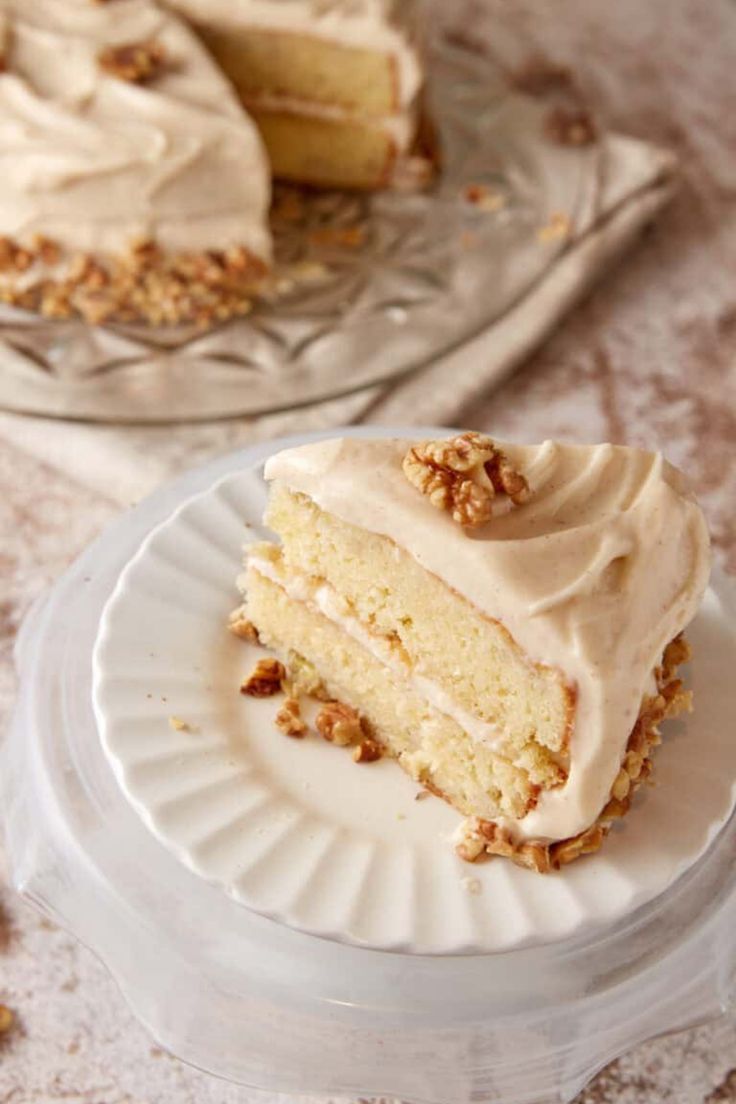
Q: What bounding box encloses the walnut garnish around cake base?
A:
[0,236,269,328]
[228,607,260,642]
[455,634,693,872]
[352,738,383,763]
[402,432,530,528]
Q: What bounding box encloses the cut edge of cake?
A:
[165,0,437,191]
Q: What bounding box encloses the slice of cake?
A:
[0,0,272,326]
[165,0,435,190]
[237,433,711,871]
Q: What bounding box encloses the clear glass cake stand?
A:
[3,431,736,1104]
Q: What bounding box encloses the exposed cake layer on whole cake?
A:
[0,0,272,325]
[240,436,710,858]
[166,0,435,190]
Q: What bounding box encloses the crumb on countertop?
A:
[168,715,198,733]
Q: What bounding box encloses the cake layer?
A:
[265,486,574,765]
[196,26,401,116]
[246,567,546,821]
[262,436,711,843]
[248,108,398,190]
[164,0,430,190]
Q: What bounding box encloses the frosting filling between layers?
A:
[247,555,505,752]
[262,437,711,843]
[240,90,418,152]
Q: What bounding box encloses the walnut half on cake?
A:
[239,434,711,869]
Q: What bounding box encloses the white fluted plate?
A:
[92,432,736,954]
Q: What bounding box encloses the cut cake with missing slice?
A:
[238,433,711,871]
[165,0,436,190]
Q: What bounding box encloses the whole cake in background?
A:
[165,0,436,190]
[236,434,711,872]
[0,0,272,326]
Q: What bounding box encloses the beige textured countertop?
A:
[1,0,735,1100]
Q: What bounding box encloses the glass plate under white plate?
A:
[3,428,736,1103]
[0,18,596,423]
[91,432,736,954]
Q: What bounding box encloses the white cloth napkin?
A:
[0,100,674,509]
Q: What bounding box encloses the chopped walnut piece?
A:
[462,183,506,212]
[31,235,61,266]
[454,817,488,862]
[352,738,382,763]
[661,633,691,679]
[0,238,15,271]
[0,239,33,273]
[98,39,167,83]
[228,607,260,642]
[538,211,572,243]
[545,106,597,147]
[600,795,631,822]
[275,697,307,738]
[455,836,485,862]
[515,841,554,874]
[551,824,607,869]
[316,700,363,746]
[611,767,631,801]
[402,432,530,528]
[0,233,268,327]
[287,652,330,700]
[240,658,286,697]
[0,1005,14,1035]
[68,253,109,289]
[127,236,161,271]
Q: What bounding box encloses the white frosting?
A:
[0,0,272,259]
[263,437,711,843]
[166,0,421,110]
[249,555,502,749]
